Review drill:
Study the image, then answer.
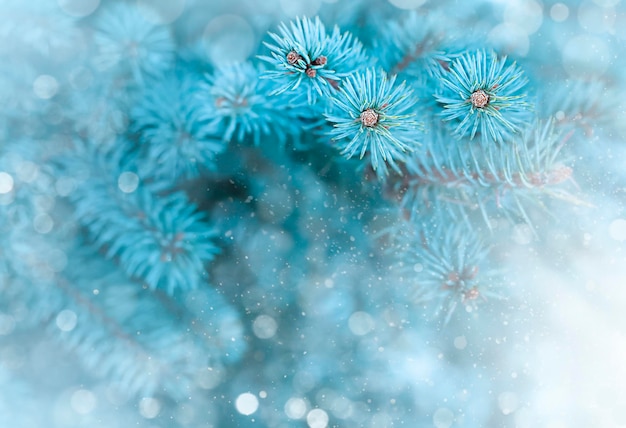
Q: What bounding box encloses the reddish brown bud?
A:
[360,108,379,127]
[286,50,302,65]
[312,55,327,66]
[464,287,480,301]
[305,67,317,78]
[470,89,490,108]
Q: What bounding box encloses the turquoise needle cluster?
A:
[325,68,420,175]
[131,74,225,180]
[260,16,366,103]
[199,62,301,145]
[435,49,531,144]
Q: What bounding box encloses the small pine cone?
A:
[286,50,302,65]
[470,89,490,108]
[463,287,480,301]
[360,108,379,127]
[312,55,327,66]
[305,67,317,78]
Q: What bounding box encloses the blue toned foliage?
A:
[0,0,81,58]
[93,3,175,83]
[131,73,226,180]
[376,11,453,78]
[198,62,302,145]
[260,16,366,103]
[325,68,421,176]
[3,0,626,426]
[393,216,503,324]
[435,49,531,144]
[540,78,618,139]
[398,120,578,225]
[67,148,219,295]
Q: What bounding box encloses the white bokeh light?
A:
[453,335,467,350]
[307,408,329,428]
[196,367,224,390]
[609,219,626,241]
[253,314,278,339]
[498,391,519,415]
[70,389,96,414]
[235,392,259,416]
[34,213,54,234]
[504,0,544,35]
[0,172,14,194]
[57,0,100,17]
[137,0,186,24]
[433,407,454,428]
[285,397,308,419]
[33,75,59,99]
[348,311,375,336]
[592,0,621,7]
[578,1,616,33]
[118,172,139,194]
[550,3,569,21]
[139,397,161,419]
[562,35,611,77]
[488,23,530,56]
[56,310,77,332]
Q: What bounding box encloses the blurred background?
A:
[2,0,626,427]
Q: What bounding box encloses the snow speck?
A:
[236,392,259,416]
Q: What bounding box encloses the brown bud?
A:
[360,108,379,127]
[470,89,490,108]
[286,50,302,65]
[463,287,480,301]
[312,55,327,66]
[305,67,317,78]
